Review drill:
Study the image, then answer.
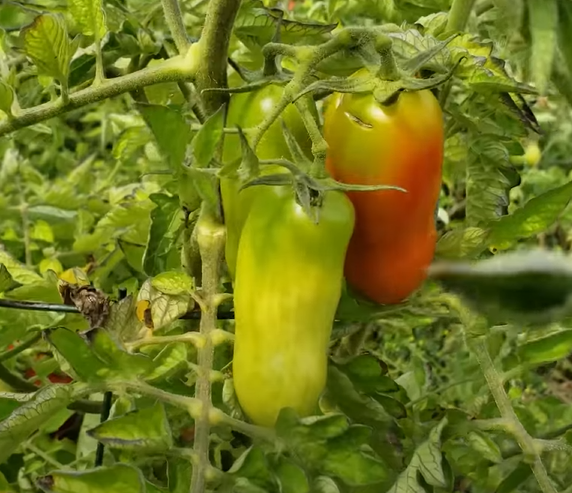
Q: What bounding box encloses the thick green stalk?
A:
[446,0,477,31]
[162,0,191,54]
[190,209,226,493]
[0,55,197,137]
[0,333,41,363]
[193,0,242,114]
[440,0,476,105]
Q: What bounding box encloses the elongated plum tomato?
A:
[232,186,355,427]
[323,70,444,304]
[221,76,317,280]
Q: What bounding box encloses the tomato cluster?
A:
[222,74,444,427]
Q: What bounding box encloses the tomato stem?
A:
[193,0,242,114]
[252,27,377,152]
[447,296,559,493]
[468,337,558,493]
[162,0,191,54]
[294,97,328,179]
[191,206,226,493]
[376,43,400,82]
[446,0,477,32]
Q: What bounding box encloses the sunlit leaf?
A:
[21,14,71,84]
[488,180,572,251]
[192,104,225,168]
[68,0,107,38]
[0,385,73,464]
[88,402,173,452]
[518,329,572,364]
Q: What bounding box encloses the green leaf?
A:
[104,295,144,344]
[138,104,192,170]
[143,194,184,277]
[0,251,43,285]
[320,426,391,486]
[113,127,150,162]
[466,137,515,227]
[234,0,335,50]
[388,418,448,492]
[518,329,572,364]
[488,181,572,251]
[0,264,17,292]
[21,14,71,84]
[495,462,533,493]
[37,464,146,493]
[435,227,489,259]
[137,278,193,331]
[0,385,73,464]
[167,457,192,493]
[311,476,340,493]
[228,446,275,491]
[45,327,153,382]
[528,0,558,94]
[467,431,502,463]
[325,365,392,425]
[192,104,225,168]
[145,343,188,382]
[68,0,106,38]
[275,409,391,486]
[187,168,220,210]
[429,250,572,324]
[0,470,15,492]
[275,457,309,493]
[87,402,173,452]
[151,271,193,296]
[0,80,14,115]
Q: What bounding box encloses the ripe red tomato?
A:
[323,72,444,304]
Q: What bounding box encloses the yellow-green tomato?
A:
[221,80,317,280]
[232,187,355,427]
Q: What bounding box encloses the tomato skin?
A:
[232,187,355,427]
[221,81,317,279]
[323,74,444,304]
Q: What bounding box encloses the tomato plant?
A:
[0,0,571,492]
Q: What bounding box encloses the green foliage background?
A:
[1,0,572,492]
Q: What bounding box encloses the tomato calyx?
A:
[240,158,405,224]
[295,55,464,107]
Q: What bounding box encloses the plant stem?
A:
[0,55,196,137]
[440,0,476,106]
[94,391,113,467]
[0,298,234,319]
[469,338,558,493]
[116,380,202,415]
[125,332,205,351]
[0,362,37,392]
[162,0,191,54]
[190,208,226,493]
[446,0,477,32]
[0,333,41,363]
[193,0,242,114]
[294,97,328,179]
[25,442,65,469]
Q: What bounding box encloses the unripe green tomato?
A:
[221,78,318,279]
[232,186,355,427]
